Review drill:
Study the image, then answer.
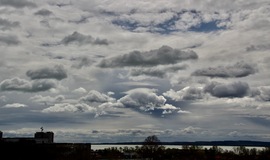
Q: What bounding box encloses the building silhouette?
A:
[0,130,54,144]
[35,131,54,143]
[0,130,92,160]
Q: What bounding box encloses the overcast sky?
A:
[0,0,270,143]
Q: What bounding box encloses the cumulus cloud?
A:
[163,86,204,101]
[0,0,36,8]
[129,64,188,78]
[41,101,121,118]
[0,35,20,45]
[26,65,67,80]
[192,62,257,78]
[71,57,93,69]
[204,81,250,98]
[34,9,53,16]
[253,86,270,101]
[60,31,110,46]
[30,95,65,105]
[0,77,57,92]
[119,88,184,115]
[0,18,20,31]
[98,45,198,68]
[80,90,116,104]
[3,103,27,108]
[72,87,87,94]
[109,7,229,33]
[42,103,96,113]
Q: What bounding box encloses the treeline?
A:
[92,135,270,160]
[92,145,270,160]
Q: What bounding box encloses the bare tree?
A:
[140,135,164,159]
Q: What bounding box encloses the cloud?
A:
[109,8,228,33]
[204,81,250,98]
[253,86,270,101]
[0,18,20,31]
[0,95,7,102]
[72,87,87,94]
[0,35,20,45]
[30,95,65,105]
[129,64,187,78]
[42,103,96,113]
[3,103,27,108]
[163,86,204,101]
[98,45,198,68]
[34,9,53,16]
[80,90,116,104]
[0,0,37,8]
[192,62,257,78]
[71,57,93,69]
[246,44,270,52]
[60,31,110,46]
[228,131,242,137]
[26,65,67,80]
[119,88,184,115]
[179,126,200,134]
[0,77,57,92]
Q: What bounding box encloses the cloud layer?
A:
[0,0,269,143]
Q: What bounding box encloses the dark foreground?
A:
[92,145,270,160]
[0,141,92,160]
[1,142,270,160]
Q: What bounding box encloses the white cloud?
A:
[3,103,27,108]
[163,86,204,101]
[119,88,185,115]
[42,103,96,113]
[72,87,87,94]
[80,90,116,104]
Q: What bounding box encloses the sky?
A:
[0,0,270,143]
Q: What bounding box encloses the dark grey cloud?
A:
[60,31,110,46]
[34,9,53,16]
[204,81,250,98]
[48,2,72,8]
[246,44,270,52]
[26,65,67,80]
[30,95,65,105]
[0,0,37,8]
[0,78,57,92]
[40,20,51,28]
[129,64,187,78]
[69,16,89,24]
[252,87,270,101]
[71,57,93,69]
[0,18,20,31]
[192,62,257,78]
[0,35,20,45]
[130,68,166,78]
[98,45,198,68]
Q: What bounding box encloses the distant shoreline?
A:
[92,140,270,147]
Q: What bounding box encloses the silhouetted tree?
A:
[140,135,164,159]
